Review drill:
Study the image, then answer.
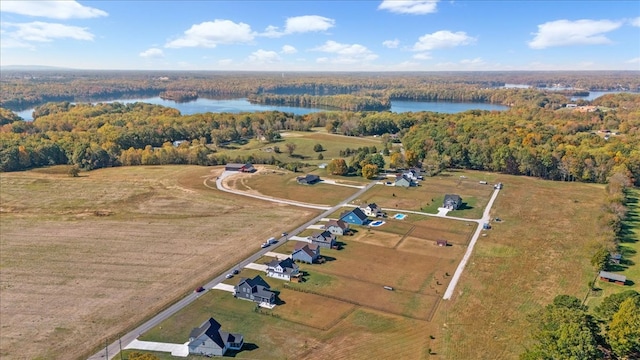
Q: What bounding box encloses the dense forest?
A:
[1,86,639,187]
[1,70,638,110]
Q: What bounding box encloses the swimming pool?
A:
[393,213,406,220]
[370,220,385,227]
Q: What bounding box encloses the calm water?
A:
[14,97,508,121]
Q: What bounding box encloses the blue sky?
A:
[1,0,639,71]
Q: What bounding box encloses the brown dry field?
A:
[431,174,605,359]
[222,166,359,206]
[271,289,356,329]
[0,165,317,360]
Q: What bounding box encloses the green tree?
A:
[318,153,324,160]
[68,165,80,177]
[390,152,404,169]
[327,158,348,175]
[313,143,324,152]
[595,290,639,322]
[521,295,601,360]
[362,164,379,179]
[607,296,640,358]
[285,143,297,156]
[590,246,611,271]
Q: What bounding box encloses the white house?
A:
[362,203,384,217]
[324,219,349,235]
[266,258,300,281]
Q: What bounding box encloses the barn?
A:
[598,271,626,285]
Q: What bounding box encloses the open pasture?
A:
[430,174,607,359]
[0,165,316,360]
[223,166,359,206]
[361,172,495,218]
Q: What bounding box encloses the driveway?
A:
[265,251,289,259]
[212,283,235,293]
[245,263,268,272]
[124,339,189,357]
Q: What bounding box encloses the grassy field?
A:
[223,166,360,206]
[0,165,318,360]
[359,171,495,219]
[431,174,607,359]
[215,130,382,166]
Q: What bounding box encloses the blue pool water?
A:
[370,220,385,227]
[393,214,406,220]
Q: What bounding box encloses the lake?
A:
[14,97,508,121]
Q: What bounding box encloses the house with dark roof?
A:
[291,242,320,264]
[188,317,244,357]
[362,203,384,217]
[296,174,320,185]
[308,230,337,249]
[225,163,256,172]
[443,194,462,210]
[324,219,349,235]
[340,207,368,225]
[234,275,275,305]
[599,271,627,285]
[395,174,414,187]
[266,257,300,281]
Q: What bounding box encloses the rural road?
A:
[443,187,501,300]
[88,175,375,360]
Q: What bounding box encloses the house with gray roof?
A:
[599,271,627,285]
[296,174,321,185]
[234,275,275,305]
[339,207,369,225]
[324,219,349,235]
[443,194,462,210]
[308,230,337,249]
[266,257,300,281]
[395,174,415,187]
[292,242,320,264]
[188,317,244,357]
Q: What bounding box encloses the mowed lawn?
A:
[0,165,318,360]
[215,130,382,166]
[361,171,495,219]
[431,174,606,359]
[223,166,360,206]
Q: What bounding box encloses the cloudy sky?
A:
[1,0,639,71]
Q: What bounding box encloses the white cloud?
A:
[626,57,640,64]
[139,48,164,58]
[281,45,297,54]
[378,0,439,14]
[413,30,475,51]
[1,0,107,19]
[262,15,335,38]
[528,19,622,49]
[460,57,483,65]
[247,49,281,64]
[166,20,254,48]
[412,52,432,60]
[1,21,95,44]
[631,17,640,27]
[383,39,400,48]
[312,40,378,64]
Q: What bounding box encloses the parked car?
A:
[232,269,240,275]
[261,242,269,248]
[281,232,288,237]
[225,273,233,279]
[194,286,205,293]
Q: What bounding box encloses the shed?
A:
[599,271,626,285]
[436,239,448,247]
[610,253,622,265]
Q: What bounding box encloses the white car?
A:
[261,243,269,248]
[225,273,233,279]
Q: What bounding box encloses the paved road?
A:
[88,174,375,360]
[443,187,501,300]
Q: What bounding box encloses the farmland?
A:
[0,165,317,360]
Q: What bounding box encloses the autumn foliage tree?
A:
[327,158,348,175]
[361,164,379,179]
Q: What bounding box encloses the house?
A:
[308,230,337,249]
[394,174,414,187]
[296,174,321,185]
[234,275,275,304]
[172,140,187,147]
[402,168,423,181]
[225,163,256,172]
[291,242,320,264]
[324,219,349,235]
[443,194,462,210]
[599,271,626,285]
[266,257,300,281]
[188,317,244,357]
[494,182,503,190]
[362,203,384,218]
[339,208,369,225]
[610,253,622,265]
